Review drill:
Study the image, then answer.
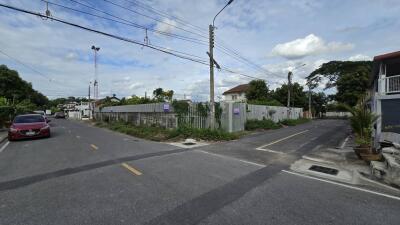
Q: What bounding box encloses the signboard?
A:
[233,108,240,115]
[163,103,170,112]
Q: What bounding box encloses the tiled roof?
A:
[222,84,249,95]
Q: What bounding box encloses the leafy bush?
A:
[280,118,311,126]
[245,119,281,130]
[169,126,239,141]
[95,122,239,141]
[248,99,283,106]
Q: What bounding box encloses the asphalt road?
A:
[0,119,399,225]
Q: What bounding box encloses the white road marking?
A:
[0,141,10,153]
[196,150,266,167]
[339,136,350,149]
[254,148,286,154]
[256,130,309,150]
[282,170,400,201]
[76,135,81,139]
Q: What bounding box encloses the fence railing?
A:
[379,75,400,94]
[94,102,303,132]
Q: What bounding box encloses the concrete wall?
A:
[324,112,352,118]
[246,105,303,122]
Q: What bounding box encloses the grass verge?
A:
[245,117,311,130]
[94,121,241,142]
[280,118,311,126]
[245,119,282,130]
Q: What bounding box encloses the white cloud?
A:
[65,52,78,61]
[271,34,354,59]
[348,54,372,61]
[154,18,177,34]
[128,82,144,90]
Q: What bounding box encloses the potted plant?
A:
[343,96,380,161]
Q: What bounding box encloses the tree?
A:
[311,92,328,115]
[152,88,174,102]
[306,61,372,106]
[245,80,269,101]
[271,83,307,108]
[0,65,48,106]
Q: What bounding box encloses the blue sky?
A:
[0,0,399,101]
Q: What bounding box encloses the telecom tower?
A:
[91,45,100,100]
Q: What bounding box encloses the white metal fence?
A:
[94,102,304,132]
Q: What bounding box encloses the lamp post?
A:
[209,0,234,129]
[91,45,100,100]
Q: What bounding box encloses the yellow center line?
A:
[121,163,143,176]
[257,130,309,149]
[90,144,98,150]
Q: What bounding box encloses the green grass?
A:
[280,118,311,126]
[245,119,282,130]
[95,121,240,142]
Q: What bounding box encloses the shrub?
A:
[245,119,281,130]
[280,118,311,126]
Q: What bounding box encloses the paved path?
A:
[0,119,399,225]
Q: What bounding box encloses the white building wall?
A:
[223,92,247,102]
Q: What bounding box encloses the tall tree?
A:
[306,61,372,106]
[272,83,307,108]
[245,80,269,101]
[0,65,48,106]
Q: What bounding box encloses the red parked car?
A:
[8,114,51,141]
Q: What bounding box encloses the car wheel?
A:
[8,136,14,141]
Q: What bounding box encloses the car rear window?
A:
[14,115,45,123]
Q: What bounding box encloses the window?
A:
[232,95,237,100]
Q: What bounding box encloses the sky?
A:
[0,0,399,101]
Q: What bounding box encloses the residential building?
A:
[222,84,249,102]
[370,50,400,146]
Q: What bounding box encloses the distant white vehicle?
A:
[33,110,45,116]
[45,110,52,115]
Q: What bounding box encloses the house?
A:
[370,50,400,146]
[222,84,249,102]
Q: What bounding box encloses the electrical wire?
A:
[0,48,62,84]
[53,0,208,44]
[0,3,280,84]
[102,0,208,39]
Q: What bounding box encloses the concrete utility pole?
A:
[209,0,233,129]
[308,84,312,119]
[209,24,215,129]
[286,64,306,119]
[287,71,292,118]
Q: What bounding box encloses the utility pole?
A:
[88,82,91,118]
[308,84,312,119]
[209,24,215,129]
[209,0,233,129]
[287,71,292,118]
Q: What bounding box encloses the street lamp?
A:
[209,0,234,129]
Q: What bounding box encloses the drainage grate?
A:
[309,165,339,175]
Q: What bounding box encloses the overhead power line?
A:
[0,3,275,84]
[0,48,58,83]
[101,0,208,39]
[120,0,207,34]
[65,0,278,79]
[50,0,208,45]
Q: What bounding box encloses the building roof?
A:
[222,84,249,95]
[373,50,400,62]
[371,50,400,85]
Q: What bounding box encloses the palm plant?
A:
[341,96,378,147]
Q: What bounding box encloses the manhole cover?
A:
[309,165,338,175]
